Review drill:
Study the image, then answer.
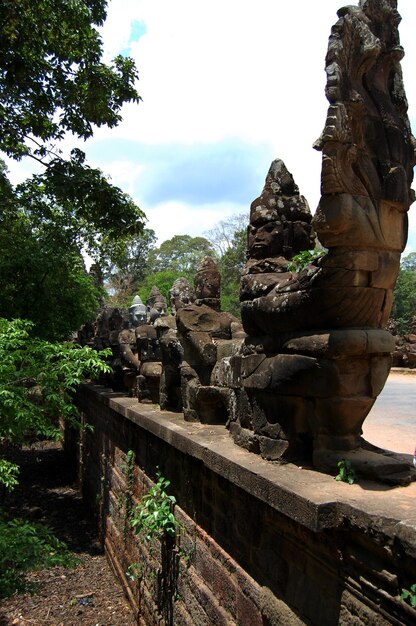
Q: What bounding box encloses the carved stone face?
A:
[169,278,195,314]
[153,300,167,316]
[129,295,148,327]
[194,256,221,302]
[247,221,285,259]
[129,304,147,327]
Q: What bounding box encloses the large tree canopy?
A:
[0,0,145,339]
[217,226,246,318]
[392,252,416,335]
[104,228,158,306]
[147,235,217,277]
[0,0,139,160]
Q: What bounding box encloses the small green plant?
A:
[126,562,143,581]
[288,248,326,272]
[0,459,20,492]
[0,508,78,598]
[130,469,177,543]
[335,459,357,485]
[178,540,196,568]
[128,471,187,623]
[0,317,112,492]
[400,583,416,608]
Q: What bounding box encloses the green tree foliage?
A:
[15,149,144,254]
[392,253,416,334]
[0,0,139,160]
[0,318,112,491]
[137,270,182,309]
[0,207,102,340]
[147,235,217,276]
[217,227,246,318]
[400,252,416,272]
[0,509,78,598]
[104,228,157,306]
[0,0,145,338]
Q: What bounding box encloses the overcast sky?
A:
[9,0,416,251]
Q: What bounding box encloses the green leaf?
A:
[0,508,79,598]
[0,318,112,488]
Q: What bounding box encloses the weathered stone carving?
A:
[230,0,416,484]
[194,256,221,311]
[155,314,184,411]
[88,305,129,391]
[240,158,316,325]
[136,323,163,403]
[169,277,195,315]
[133,290,164,403]
[155,280,197,412]
[147,286,167,322]
[118,295,147,395]
[176,257,245,423]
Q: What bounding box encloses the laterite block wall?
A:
[71,384,416,626]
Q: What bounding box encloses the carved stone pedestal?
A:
[228,329,415,484]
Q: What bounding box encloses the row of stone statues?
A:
[81,0,415,485]
[80,258,245,418]
[389,317,416,368]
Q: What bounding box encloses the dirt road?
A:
[363,370,416,456]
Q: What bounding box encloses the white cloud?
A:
[145,201,247,244]
[6,0,416,250]
[90,0,416,241]
[100,159,145,198]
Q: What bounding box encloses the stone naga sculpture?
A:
[231,0,416,484]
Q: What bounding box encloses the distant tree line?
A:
[0,0,142,497]
[391,252,416,335]
[104,214,248,319]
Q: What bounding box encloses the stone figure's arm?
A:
[118,332,141,370]
[186,331,217,368]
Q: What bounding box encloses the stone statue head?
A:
[147,286,167,317]
[169,277,195,314]
[129,295,148,328]
[194,256,221,301]
[247,159,315,261]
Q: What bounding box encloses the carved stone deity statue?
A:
[155,313,184,412]
[169,277,195,315]
[147,286,168,322]
[177,257,245,423]
[194,256,221,311]
[240,158,316,315]
[133,288,167,403]
[118,295,147,395]
[229,0,416,484]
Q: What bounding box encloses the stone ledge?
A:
[79,384,416,540]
